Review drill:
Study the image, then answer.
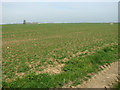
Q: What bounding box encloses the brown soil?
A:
[36,64,65,75]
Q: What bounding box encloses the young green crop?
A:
[2,23,118,88]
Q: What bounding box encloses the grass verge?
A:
[113,82,120,89]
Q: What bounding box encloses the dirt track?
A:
[63,61,119,88]
[74,61,119,88]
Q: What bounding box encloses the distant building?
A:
[23,20,41,24]
[23,20,26,24]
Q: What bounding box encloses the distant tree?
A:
[23,20,26,24]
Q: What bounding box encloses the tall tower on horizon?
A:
[23,20,26,24]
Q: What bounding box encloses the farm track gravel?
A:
[70,61,119,88]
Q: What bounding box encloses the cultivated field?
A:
[2,23,118,88]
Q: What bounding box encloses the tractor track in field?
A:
[63,61,119,88]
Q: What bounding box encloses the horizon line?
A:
[1,21,118,25]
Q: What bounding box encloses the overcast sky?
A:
[2,1,118,24]
[1,0,120,2]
